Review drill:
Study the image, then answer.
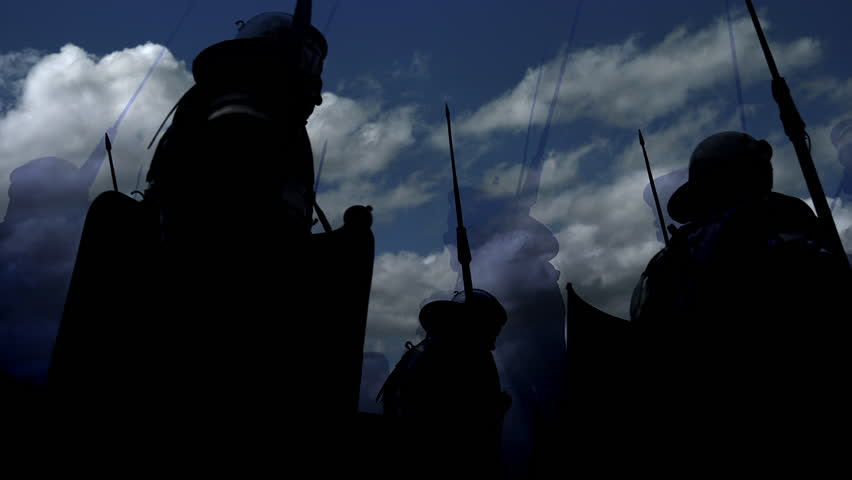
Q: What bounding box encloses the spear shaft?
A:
[445,104,474,300]
[745,0,849,270]
[639,130,669,247]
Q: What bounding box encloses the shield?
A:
[48,191,161,395]
[306,205,375,413]
[48,195,375,417]
[565,283,631,396]
[562,283,634,466]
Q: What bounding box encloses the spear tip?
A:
[104,132,112,151]
[445,103,450,119]
[638,129,645,146]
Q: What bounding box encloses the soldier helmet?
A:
[668,131,773,224]
[419,289,508,341]
[191,0,327,105]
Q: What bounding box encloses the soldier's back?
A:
[629,192,850,468]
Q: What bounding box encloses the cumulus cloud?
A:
[306,92,419,181]
[0,43,192,381]
[0,43,193,218]
[429,12,820,146]
[306,91,437,224]
[481,139,607,198]
[802,76,852,107]
[0,48,43,111]
[313,170,437,228]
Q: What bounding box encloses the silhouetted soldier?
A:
[49,3,376,456]
[137,5,329,401]
[629,131,850,467]
[378,289,511,478]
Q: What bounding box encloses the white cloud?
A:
[365,247,456,341]
[305,91,440,226]
[432,12,820,145]
[392,51,431,80]
[0,43,194,218]
[0,48,43,110]
[307,92,418,182]
[802,76,852,107]
[314,170,437,228]
[481,138,608,199]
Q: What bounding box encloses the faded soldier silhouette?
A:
[1,5,186,385]
[436,187,565,478]
[630,131,850,467]
[830,118,852,211]
[829,119,852,277]
[359,351,389,414]
[0,130,115,384]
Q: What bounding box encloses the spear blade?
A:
[105,132,118,192]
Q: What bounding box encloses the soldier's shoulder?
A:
[765,192,818,226]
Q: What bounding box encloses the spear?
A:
[323,0,341,36]
[105,132,118,192]
[517,0,584,210]
[725,0,747,132]
[445,103,474,300]
[744,0,849,270]
[639,130,669,247]
[516,59,544,197]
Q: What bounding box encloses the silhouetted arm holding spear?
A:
[745,0,850,271]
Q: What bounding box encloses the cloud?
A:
[306,92,419,182]
[802,76,852,107]
[365,247,456,341]
[314,170,437,227]
[392,51,431,80]
[0,43,194,218]
[432,12,820,144]
[0,48,44,111]
[307,91,436,225]
[480,138,607,198]
[0,43,193,381]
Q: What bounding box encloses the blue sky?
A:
[2,0,852,390]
